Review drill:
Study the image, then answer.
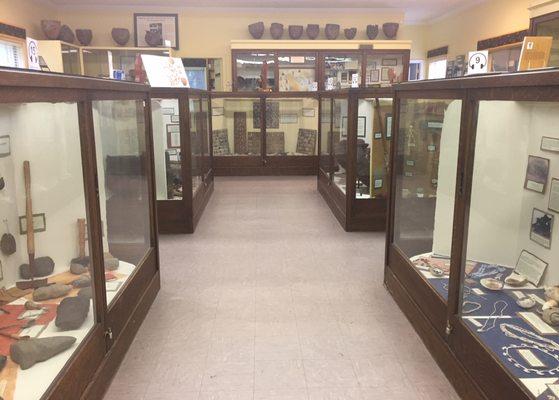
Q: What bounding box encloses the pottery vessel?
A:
[111,28,130,46]
[325,24,340,40]
[382,22,399,39]
[76,29,92,46]
[344,28,357,40]
[366,24,379,40]
[41,20,61,40]
[306,24,319,39]
[58,25,75,43]
[289,25,304,40]
[270,23,284,40]
[145,30,163,47]
[248,22,265,39]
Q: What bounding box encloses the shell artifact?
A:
[306,24,319,39]
[289,25,304,40]
[58,25,75,43]
[505,273,527,287]
[41,20,61,40]
[480,277,504,291]
[111,28,130,46]
[76,29,92,46]
[543,308,559,326]
[543,300,559,311]
[325,24,340,40]
[248,22,265,39]
[545,286,559,302]
[344,28,357,40]
[382,22,399,39]
[24,301,43,311]
[270,23,284,40]
[366,24,379,40]
[516,297,536,309]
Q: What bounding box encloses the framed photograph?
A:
[549,178,559,212]
[385,114,393,138]
[374,179,383,189]
[381,67,390,82]
[541,136,559,153]
[0,135,10,158]
[374,132,383,140]
[514,250,548,286]
[280,114,298,124]
[212,107,224,116]
[161,107,175,115]
[302,108,316,117]
[525,155,550,193]
[171,115,180,123]
[134,13,179,49]
[19,213,46,234]
[427,144,436,152]
[357,116,366,137]
[167,124,181,148]
[382,58,398,66]
[369,69,380,83]
[530,208,553,248]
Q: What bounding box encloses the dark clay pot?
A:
[111,28,130,46]
[270,23,284,40]
[248,22,265,39]
[289,25,304,40]
[306,24,319,39]
[382,22,399,39]
[325,24,340,40]
[76,29,92,46]
[58,25,75,43]
[366,24,379,40]
[344,28,357,40]
[41,20,61,40]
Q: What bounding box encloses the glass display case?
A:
[386,70,559,400]
[530,11,559,67]
[318,88,394,231]
[323,51,362,90]
[0,68,160,400]
[151,88,213,233]
[233,51,276,91]
[211,92,319,175]
[278,52,317,92]
[365,51,409,86]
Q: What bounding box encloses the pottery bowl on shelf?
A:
[270,23,284,40]
[248,22,265,39]
[41,20,62,40]
[306,24,319,39]
[289,25,304,40]
[111,28,130,46]
[382,22,399,39]
[325,24,340,40]
[366,24,379,40]
[76,29,92,46]
[58,25,75,44]
[344,28,357,40]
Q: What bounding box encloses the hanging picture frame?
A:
[549,178,559,212]
[167,124,181,148]
[385,114,393,138]
[525,155,550,194]
[171,115,180,123]
[134,13,179,49]
[530,207,553,249]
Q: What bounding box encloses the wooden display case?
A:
[0,68,160,400]
[318,88,393,231]
[151,88,214,234]
[386,70,559,400]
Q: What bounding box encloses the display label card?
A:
[405,172,413,177]
[541,136,559,153]
[467,50,489,75]
[311,82,318,92]
[290,56,305,64]
[427,144,436,152]
[547,384,559,396]
[406,160,415,167]
[427,121,444,129]
[515,250,548,286]
[374,179,383,189]
[141,54,189,87]
[517,348,547,368]
[326,77,334,91]
[519,311,557,335]
[529,293,546,305]
[26,37,41,70]
[549,178,559,213]
[374,132,383,139]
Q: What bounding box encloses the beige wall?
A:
[0,0,57,38]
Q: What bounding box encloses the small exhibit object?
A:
[0,219,16,256]
[525,155,550,193]
[19,256,54,279]
[467,50,489,75]
[520,311,558,334]
[541,136,559,153]
[505,273,527,287]
[530,208,553,248]
[515,250,547,286]
[518,36,552,71]
[516,297,536,309]
[32,284,72,301]
[543,300,558,311]
[542,308,559,327]
[10,336,76,370]
[55,296,90,331]
[0,135,10,158]
[18,213,46,234]
[480,277,504,291]
[549,178,559,213]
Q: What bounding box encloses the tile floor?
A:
[104,176,459,400]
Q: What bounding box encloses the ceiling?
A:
[45,0,486,23]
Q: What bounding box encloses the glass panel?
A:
[366,53,406,86]
[92,99,151,305]
[392,98,462,300]
[265,98,319,156]
[536,18,559,67]
[319,98,332,174]
[235,52,275,91]
[201,96,211,177]
[355,97,393,199]
[190,97,203,195]
[489,46,521,72]
[324,53,361,90]
[152,98,182,200]
[0,102,96,398]
[460,101,559,398]
[278,53,317,91]
[332,98,349,192]
[211,98,261,156]
[61,44,81,75]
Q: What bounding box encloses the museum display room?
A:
[151,88,214,233]
[0,68,160,400]
[318,88,393,231]
[385,69,559,400]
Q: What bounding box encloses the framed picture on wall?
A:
[382,58,398,66]
[280,114,298,124]
[369,70,380,83]
[381,67,390,82]
[541,136,559,153]
[167,124,181,148]
[341,116,366,137]
[549,178,559,212]
[530,208,553,249]
[302,108,315,117]
[524,155,550,193]
[212,107,224,116]
[385,114,393,138]
[134,13,179,49]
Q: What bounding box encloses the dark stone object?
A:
[289,25,304,40]
[111,28,130,46]
[344,28,357,40]
[58,25,75,43]
[0,177,4,190]
[10,336,76,370]
[382,22,399,39]
[0,233,16,256]
[72,276,91,288]
[104,255,119,271]
[75,29,92,46]
[306,24,319,39]
[248,22,265,39]
[55,297,90,331]
[366,24,379,40]
[145,30,162,47]
[325,24,340,40]
[70,260,88,275]
[33,284,72,301]
[0,355,6,372]
[78,286,93,299]
[41,20,61,40]
[20,257,54,279]
[270,23,284,40]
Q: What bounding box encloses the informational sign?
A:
[518,36,552,71]
[467,50,488,75]
[141,54,189,87]
[351,73,359,88]
[26,37,40,70]
[326,77,334,91]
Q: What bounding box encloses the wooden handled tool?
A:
[23,161,35,280]
[77,218,86,259]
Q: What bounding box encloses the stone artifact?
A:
[344,28,357,40]
[546,286,559,302]
[382,22,399,39]
[543,308,559,326]
[72,276,91,288]
[516,297,536,309]
[248,22,265,39]
[212,129,231,156]
[10,336,76,370]
[58,25,75,43]
[33,284,71,301]
[253,101,279,129]
[111,28,130,46]
[289,25,304,40]
[306,24,319,39]
[0,220,16,256]
[325,24,340,40]
[104,253,119,271]
[0,355,6,372]
[266,131,285,155]
[366,24,379,40]
[70,262,88,275]
[145,30,162,47]
[55,297,90,331]
[504,273,527,287]
[20,257,54,279]
[247,132,261,155]
[296,129,317,155]
[75,29,92,46]
[41,20,61,40]
[233,112,248,154]
[0,177,4,190]
[78,286,92,299]
[24,301,42,310]
[270,23,284,40]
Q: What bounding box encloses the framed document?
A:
[541,136,559,153]
[549,178,559,212]
[357,116,366,137]
[166,124,181,148]
[385,114,393,138]
[171,115,180,123]
[134,13,179,49]
[514,250,548,286]
[525,155,550,193]
[530,208,553,249]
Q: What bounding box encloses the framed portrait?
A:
[134,13,179,49]
[541,136,559,153]
[382,58,398,67]
[167,124,181,148]
[280,114,298,124]
[549,178,559,213]
[385,114,393,138]
[525,155,550,193]
[302,108,316,117]
[381,67,390,82]
[212,107,224,116]
[19,213,46,234]
[530,208,553,248]
[171,115,180,123]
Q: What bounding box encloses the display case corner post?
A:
[260,95,266,163]
[385,94,401,268]
[346,92,359,217]
[180,93,194,208]
[143,96,160,252]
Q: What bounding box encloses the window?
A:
[0,38,24,68]
[428,58,447,80]
[409,60,425,81]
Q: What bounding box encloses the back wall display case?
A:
[151,88,214,234]
[318,88,394,231]
[0,68,160,400]
[385,70,559,400]
[211,92,319,175]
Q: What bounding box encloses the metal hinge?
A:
[104,327,113,348]
[445,321,453,337]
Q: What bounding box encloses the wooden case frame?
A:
[0,68,160,400]
[318,87,394,231]
[151,88,214,234]
[385,69,559,400]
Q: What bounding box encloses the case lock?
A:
[445,322,453,337]
[105,327,113,341]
